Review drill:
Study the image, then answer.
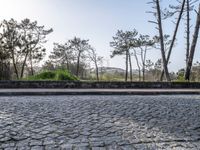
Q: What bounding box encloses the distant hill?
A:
[98,67,139,75]
[99,67,125,73]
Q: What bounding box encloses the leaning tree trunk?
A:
[160,0,186,81]
[156,0,171,81]
[134,50,141,81]
[11,48,19,79]
[128,52,133,82]
[20,48,29,78]
[185,4,200,81]
[186,0,190,65]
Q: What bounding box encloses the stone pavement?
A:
[0,95,200,149]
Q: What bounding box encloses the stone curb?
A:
[1,89,200,96]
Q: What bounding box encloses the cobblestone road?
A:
[0,95,200,150]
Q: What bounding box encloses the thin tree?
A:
[128,51,133,81]
[136,35,155,81]
[88,47,103,81]
[185,4,200,80]
[153,59,162,81]
[0,34,11,80]
[1,19,53,79]
[19,18,52,78]
[145,59,154,81]
[50,42,74,71]
[69,37,90,77]
[110,30,138,82]
[185,0,198,65]
[148,0,171,81]
[133,49,141,81]
[160,0,186,81]
[1,19,20,79]
[186,0,191,64]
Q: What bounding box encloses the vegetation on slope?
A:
[25,70,79,81]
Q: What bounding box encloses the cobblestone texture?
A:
[0,95,200,149]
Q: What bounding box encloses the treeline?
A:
[110,0,200,82]
[46,37,103,81]
[0,0,200,82]
[0,19,103,80]
[0,18,53,79]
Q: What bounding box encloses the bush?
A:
[37,71,56,79]
[25,69,78,81]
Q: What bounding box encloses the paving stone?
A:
[30,140,43,146]
[74,145,90,150]
[60,144,74,150]
[0,95,200,149]
[4,148,16,150]
[30,146,44,150]
[120,145,136,150]
[43,138,56,145]
[44,145,59,150]
[17,146,30,150]
[91,147,106,150]
[1,143,15,148]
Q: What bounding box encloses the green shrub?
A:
[37,71,56,79]
[55,70,78,81]
[25,69,78,81]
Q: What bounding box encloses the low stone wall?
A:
[0,81,199,88]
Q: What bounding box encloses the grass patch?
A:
[25,70,78,81]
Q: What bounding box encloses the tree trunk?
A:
[0,60,3,80]
[4,62,10,80]
[66,59,70,71]
[95,63,99,81]
[28,42,38,76]
[125,50,128,82]
[186,0,190,66]
[134,50,141,81]
[140,48,144,81]
[141,47,147,81]
[11,48,19,79]
[185,4,200,81]
[160,0,186,81]
[30,52,34,76]
[30,62,34,76]
[156,0,171,81]
[128,52,133,82]
[144,48,147,81]
[20,48,29,78]
[76,51,81,77]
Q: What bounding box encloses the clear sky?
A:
[0,0,199,72]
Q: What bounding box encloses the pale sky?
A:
[0,0,199,72]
